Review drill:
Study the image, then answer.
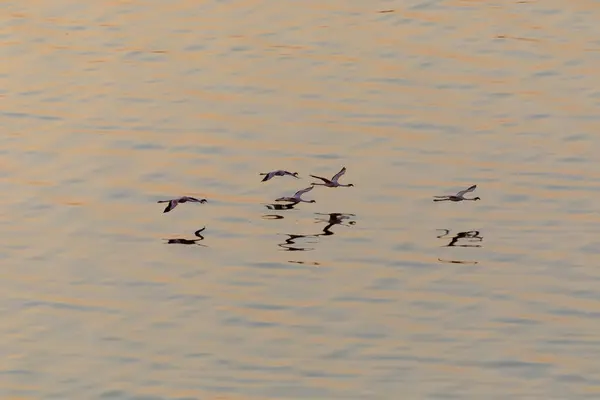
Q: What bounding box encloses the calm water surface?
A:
[3,0,600,399]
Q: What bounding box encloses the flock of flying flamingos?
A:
[156,166,481,247]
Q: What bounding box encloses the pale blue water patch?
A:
[216,216,251,226]
[392,241,419,252]
[349,136,391,151]
[222,315,280,329]
[121,51,168,63]
[400,121,461,134]
[533,70,560,79]
[580,242,600,255]
[247,261,300,270]
[106,187,140,200]
[500,193,530,203]
[340,235,367,244]
[99,393,175,400]
[242,302,293,311]
[504,48,553,62]
[2,111,63,121]
[384,258,438,271]
[22,299,118,314]
[333,295,395,304]
[182,44,207,53]
[258,383,335,399]
[344,112,407,128]
[224,278,266,288]
[118,97,156,104]
[409,299,448,313]
[436,82,477,91]
[139,171,169,184]
[308,152,342,160]
[19,89,44,97]
[479,358,552,378]
[494,316,540,327]
[93,231,150,244]
[486,251,527,265]
[170,144,226,156]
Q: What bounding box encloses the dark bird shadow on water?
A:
[163,227,207,247]
[436,229,482,265]
[313,213,356,237]
[278,233,318,252]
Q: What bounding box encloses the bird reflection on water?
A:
[277,213,357,254]
[438,258,478,265]
[436,229,483,247]
[288,260,321,266]
[265,203,297,211]
[314,213,356,236]
[278,234,317,252]
[262,214,284,220]
[262,203,296,220]
[436,229,483,264]
[163,227,207,246]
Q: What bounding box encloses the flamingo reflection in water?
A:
[436,229,483,247]
[265,203,296,211]
[262,203,296,221]
[438,258,478,265]
[314,213,356,236]
[436,229,482,265]
[163,227,207,246]
[278,233,317,252]
[277,213,356,253]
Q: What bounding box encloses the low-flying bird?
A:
[275,186,316,204]
[259,170,299,182]
[157,196,207,213]
[433,185,480,202]
[310,167,354,188]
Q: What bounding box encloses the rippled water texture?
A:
[2,0,600,398]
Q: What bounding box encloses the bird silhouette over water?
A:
[310,167,354,188]
[433,185,480,202]
[275,186,316,204]
[259,170,300,182]
[158,196,207,213]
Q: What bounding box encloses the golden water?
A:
[2,0,600,398]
